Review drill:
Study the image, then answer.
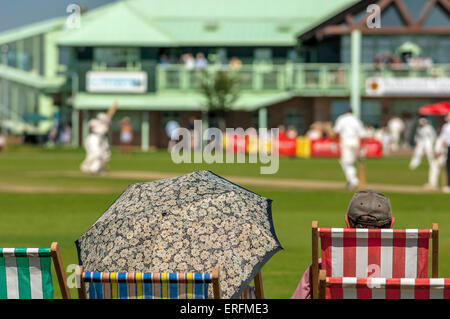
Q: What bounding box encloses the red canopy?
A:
[418,101,450,115]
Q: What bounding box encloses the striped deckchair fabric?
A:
[0,243,70,299]
[320,228,432,278]
[319,274,450,299]
[78,268,221,299]
[311,221,439,299]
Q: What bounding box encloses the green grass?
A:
[0,147,449,298]
[0,145,434,187]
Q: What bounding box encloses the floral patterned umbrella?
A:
[75,170,282,299]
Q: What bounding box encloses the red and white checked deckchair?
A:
[319,272,450,299]
[311,221,439,299]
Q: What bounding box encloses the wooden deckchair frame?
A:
[77,266,222,299]
[311,221,439,299]
[49,242,71,299]
[254,271,265,299]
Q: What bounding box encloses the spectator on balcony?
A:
[390,55,403,71]
[182,53,195,70]
[195,52,208,69]
[382,53,393,65]
[159,54,170,68]
[373,54,383,70]
[229,57,242,71]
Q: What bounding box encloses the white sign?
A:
[366,77,450,97]
[86,71,148,93]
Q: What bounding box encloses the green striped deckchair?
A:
[0,242,70,299]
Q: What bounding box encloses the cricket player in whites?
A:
[333,109,365,190]
[409,117,436,170]
[81,100,118,174]
[425,135,447,190]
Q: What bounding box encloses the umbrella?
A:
[22,113,49,124]
[395,41,421,57]
[418,101,450,115]
[75,170,282,299]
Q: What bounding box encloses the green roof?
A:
[0,65,65,90]
[58,1,176,47]
[73,91,294,111]
[57,0,357,47]
[0,18,64,45]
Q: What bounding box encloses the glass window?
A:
[94,47,139,68]
[254,48,272,62]
[361,101,381,127]
[285,109,306,135]
[331,100,349,123]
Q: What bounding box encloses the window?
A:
[94,47,139,68]
[361,101,380,127]
[254,48,272,62]
[331,100,349,123]
[285,108,306,135]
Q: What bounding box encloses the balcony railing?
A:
[155,63,450,95]
[71,62,450,95]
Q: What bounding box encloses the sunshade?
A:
[22,113,49,123]
[75,170,282,299]
[418,101,450,115]
[395,41,421,56]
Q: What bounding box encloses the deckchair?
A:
[0,242,70,299]
[240,271,264,299]
[77,266,221,299]
[311,221,439,299]
[319,271,450,299]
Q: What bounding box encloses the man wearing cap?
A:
[409,117,436,170]
[291,190,394,299]
[333,109,365,190]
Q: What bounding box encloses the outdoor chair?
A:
[311,221,439,299]
[76,266,221,299]
[240,271,264,299]
[319,271,450,299]
[0,242,70,299]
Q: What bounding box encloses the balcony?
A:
[71,61,450,97]
[155,63,450,96]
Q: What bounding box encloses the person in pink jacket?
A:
[291,190,395,299]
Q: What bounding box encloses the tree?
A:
[199,68,240,128]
